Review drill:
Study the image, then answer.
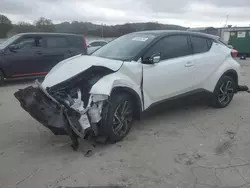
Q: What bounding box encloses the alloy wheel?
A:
[112,101,133,136]
[218,80,234,105]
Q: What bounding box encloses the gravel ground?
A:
[1,59,250,188]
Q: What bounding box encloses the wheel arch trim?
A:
[111,86,143,119]
[221,69,238,86]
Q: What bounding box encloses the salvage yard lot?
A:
[1,59,250,188]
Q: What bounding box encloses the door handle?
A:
[185,61,194,67]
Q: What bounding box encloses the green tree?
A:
[0,14,12,38]
[35,17,55,32]
[15,22,37,33]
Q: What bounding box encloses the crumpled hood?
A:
[42,55,123,88]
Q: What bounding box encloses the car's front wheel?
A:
[210,76,236,108]
[99,93,135,143]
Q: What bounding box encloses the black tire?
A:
[0,70,4,86]
[99,93,135,143]
[210,76,236,108]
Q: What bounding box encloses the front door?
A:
[142,35,195,107]
[2,36,46,78]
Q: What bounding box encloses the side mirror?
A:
[151,54,161,63]
[9,44,18,52]
[142,53,161,64]
[228,45,233,49]
[87,44,91,48]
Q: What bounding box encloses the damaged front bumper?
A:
[14,81,107,150]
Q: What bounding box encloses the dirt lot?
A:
[1,59,250,188]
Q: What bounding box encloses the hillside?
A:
[54,22,187,37]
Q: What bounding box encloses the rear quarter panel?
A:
[202,54,240,92]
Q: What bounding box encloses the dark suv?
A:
[0,33,87,85]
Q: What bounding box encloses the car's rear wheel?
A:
[210,76,236,108]
[99,93,134,143]
[0,70,4,86]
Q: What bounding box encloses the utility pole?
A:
[101,24,104,38]
[225,15,229,27]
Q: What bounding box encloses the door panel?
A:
[42,36,71,72]
[189,36,225,88]
[1,36,46,77]
[143,55,195,103]
[142,35,194,103]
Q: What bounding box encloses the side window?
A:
[190,36,210,54]
[69,36,84,48]
[206,39,212,49]
[90,42,100,47]
[99,42,107,46]
[14,37,43,50]
[46,37,68,48]
[144,35,191,60]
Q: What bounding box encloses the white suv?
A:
[15,30,241,150]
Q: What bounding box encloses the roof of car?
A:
[133,30,220,40]
[15,32,84,37]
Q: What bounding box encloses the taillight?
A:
[83,37,87,49]
[231,49,238,58]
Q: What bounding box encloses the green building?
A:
[219,27,250,55]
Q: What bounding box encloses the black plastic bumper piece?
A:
[14,86,81,150]
[14,86,68,135]
[237,85,249,92]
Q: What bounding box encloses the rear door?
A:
[189,36,224,87]
[2,35,46,77]
[42,36,71,72]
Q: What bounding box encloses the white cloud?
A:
[1,0,250,27]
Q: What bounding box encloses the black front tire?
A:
[99,93,135,143]
[210,76,236,108]
[0,71,4,86]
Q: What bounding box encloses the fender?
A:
[203,58,240,92]
[90,72,144,118]
[90,71,142,98]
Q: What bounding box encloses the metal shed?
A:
[219,27,250,55]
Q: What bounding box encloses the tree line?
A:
[0,14,187,38]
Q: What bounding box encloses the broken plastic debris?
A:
[70,90,85,113]
[84,149,93,157]
[79,114,91,130]
[92,94,108,103]
[88,102,104,123]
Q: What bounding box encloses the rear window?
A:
[206,39,212,48]
[190,36,210,54]
[89,41,107,47]
[46,37,69,48]
[217,39,231,48]
[68,36,85,49]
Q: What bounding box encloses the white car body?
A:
[42,38,240,111]
[15,31,242,149]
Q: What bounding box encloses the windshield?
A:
[0,35,20,49]
[92,33,156,61]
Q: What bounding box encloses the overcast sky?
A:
[1,0,250,27]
